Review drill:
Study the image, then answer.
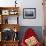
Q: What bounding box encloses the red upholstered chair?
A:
[21,28,41,46]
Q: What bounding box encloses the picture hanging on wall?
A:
[23,8,36,19]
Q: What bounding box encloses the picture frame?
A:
[23,8,36,19]
[2,10,9,15]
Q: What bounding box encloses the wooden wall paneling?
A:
[44,0,46,46]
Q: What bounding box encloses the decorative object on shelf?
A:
[1,28,13,41]
[13,32,18,41]
[1,28,19,41]
[14,28,17,32]
[23,8,36,19]
[9,10,18,15]
[2,10,9,15]
[5,18,8,24]
[13,28,18,41]
[15,0,17,7]
[2,16,8,24]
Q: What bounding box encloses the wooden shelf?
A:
[0,7,19,46]
[0,7,19,10]
[0,40,19,46]
[0,24,20,32]
[0,7,19,15]
[2,40,19,42]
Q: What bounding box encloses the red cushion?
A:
[21,28,41,46]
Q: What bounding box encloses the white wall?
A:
[18,0,44,26]
[0,0,44,26]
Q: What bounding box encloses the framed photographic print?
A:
[2,10,9,15]
[23,8,36,19]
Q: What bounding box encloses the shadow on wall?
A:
[18,26,44,44]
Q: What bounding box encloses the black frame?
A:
[23,8,36,19]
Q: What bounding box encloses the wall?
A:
[18,0,44,26]
[0,0,44,26]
